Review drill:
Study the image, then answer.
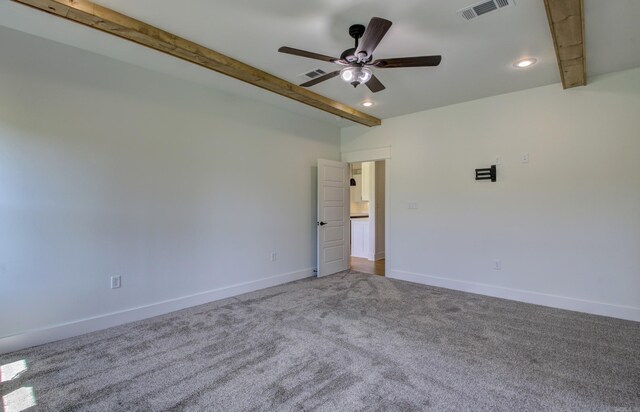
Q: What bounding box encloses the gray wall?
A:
[342,68,640,321]
[0,27,340,349]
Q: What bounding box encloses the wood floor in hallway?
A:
[349,257,385,276]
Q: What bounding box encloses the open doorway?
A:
[348,161,385,276]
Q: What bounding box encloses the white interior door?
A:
[317,159,350,277]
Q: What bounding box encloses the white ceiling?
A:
[0,0,639,126]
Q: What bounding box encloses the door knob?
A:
[318,221,327,226]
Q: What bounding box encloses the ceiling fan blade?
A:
[278,46,339,63]
[355,17,392,60]
[365,75,386,93]
[300,70,341,87]
[372,55,442,68]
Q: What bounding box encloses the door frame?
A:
[342,147,391,273]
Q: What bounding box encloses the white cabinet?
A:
[350,162,371,203]
[351,219,370,258]
[350,175,363,203]
[361,162,371,202]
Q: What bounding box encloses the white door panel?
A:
[323,166,344,182]
[323,186,344,202]
[323,246,344,263]
[324,206,344,221]
[323,226,343,243]
[317,159,349,277]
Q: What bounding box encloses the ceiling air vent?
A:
[299,68,326,79]
[458,0,515,21]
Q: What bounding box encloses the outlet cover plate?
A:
[110,276,122,289]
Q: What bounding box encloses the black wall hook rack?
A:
[475,165,497,182]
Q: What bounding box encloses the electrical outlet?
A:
[521,153,530,163]
[408,202,418,210]
[110,276,121,289]
[495,156,502,165]
[493,260,502,271]
[270,252,277,262]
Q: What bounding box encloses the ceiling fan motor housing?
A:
[341,47,357,62]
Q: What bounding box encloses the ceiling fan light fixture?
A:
[359,67,373,84]
[340,67,354,82]
[514,58,537,68]
[340,66,373,85]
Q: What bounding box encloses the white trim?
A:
[342,152,390,274]
[0,268,314,354]
[389,270,640,322]
[384,159,390,272]
[366,161,376,264]
[373,252,385,261]
[341,146,391,163]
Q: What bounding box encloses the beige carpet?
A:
[1,271,639,411]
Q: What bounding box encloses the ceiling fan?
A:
[278,17,442,93]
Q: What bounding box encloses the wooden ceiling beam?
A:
[11,0,382,127]
[543,0,586,89]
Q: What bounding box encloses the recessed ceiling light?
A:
[361,101,374,107]
[514,58,537,68]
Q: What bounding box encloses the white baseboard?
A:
[0,268,314,355]
[389,270,640,322]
